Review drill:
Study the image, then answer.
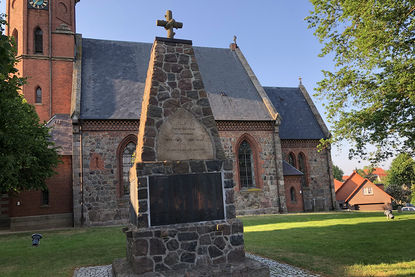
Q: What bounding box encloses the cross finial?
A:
[156,10,183,39]
[233,35,237,45]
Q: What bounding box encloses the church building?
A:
[1,0,337,230]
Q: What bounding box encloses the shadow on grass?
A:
[241,215,415,277]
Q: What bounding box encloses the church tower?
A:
[6,0,78,121]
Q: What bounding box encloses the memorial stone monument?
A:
[112,10,269,276]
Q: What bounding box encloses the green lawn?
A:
[0,212,414,276]
[242,212,415,276]
[0,227,126,277]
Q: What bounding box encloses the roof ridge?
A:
[83,37,232,51]
[263,86,299,89]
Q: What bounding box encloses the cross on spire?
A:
[156,10,183,39]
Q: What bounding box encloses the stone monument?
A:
[112,10,269,276]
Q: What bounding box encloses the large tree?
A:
[0,15,59,193]
[307,0,415,162]
[386,153,415,188]
[385,153,415,204]
[332,164,344,181]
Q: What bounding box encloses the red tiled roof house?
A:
[336,171,393,210]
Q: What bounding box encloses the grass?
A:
[0,227,125,277]
[241,212,415,276]
[0,212,414,276]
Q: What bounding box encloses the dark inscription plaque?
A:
[149,173,224,226]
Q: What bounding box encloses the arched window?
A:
[35,87,42,103]
[12,29,18,53]
[290,187,296,202]
[288,152,296,168]
[298,152,308,186]
[117,135,137,197]
[121,142,136,195]
[34,27,43,54]
[238,140,255,189]
[41,189,49,206]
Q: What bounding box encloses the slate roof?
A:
[282,161,304,176]
[79,38,272,121]
[264,87,326,139]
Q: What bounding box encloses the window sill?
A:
[240,188,261,193]
[40,205,50,208]
[34,103,43,105]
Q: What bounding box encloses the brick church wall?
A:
[218,126,280,215]
[80,127,138,226]
[8,155,73,217]
[284,175,304,212]
[281,140,335,211]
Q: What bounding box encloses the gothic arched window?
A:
[238,140,255,189]
[117,135,137,197]
[298,152,308,186]
[290,187,296,202]
[35,87,42,103]
[41,189,49,206]
[288,152,296,168]
[121,142,136,195]
[12,29,18,53]
[34,27,43,54]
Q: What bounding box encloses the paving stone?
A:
[73,253,320,277]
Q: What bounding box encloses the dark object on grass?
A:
[32,233,43,246]
[384,210,394,220]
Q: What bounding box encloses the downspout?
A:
[48,2,52,118]
[271,124,282,213]
[79,124,85,225]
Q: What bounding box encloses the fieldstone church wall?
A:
[219,128,280,215]
[77,127,137,226]
[281,139,336,211]
[73,128,336,227]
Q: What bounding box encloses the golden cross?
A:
[156,10,183,39]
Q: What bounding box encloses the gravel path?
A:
[73,254,320,277]
[246,253,320,277]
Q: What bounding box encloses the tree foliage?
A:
[307,0,415,162]
[385,183,412,205]
[0,15,59,193]
[333,164,344,181]
[386,153,415,188]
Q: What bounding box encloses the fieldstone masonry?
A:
[134,37,225,163]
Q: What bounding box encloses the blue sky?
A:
[0,0,392,173]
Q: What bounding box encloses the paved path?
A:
[73,254,320,277]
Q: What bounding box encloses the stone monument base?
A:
[112,256,269,277]
[112,219,269,276]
